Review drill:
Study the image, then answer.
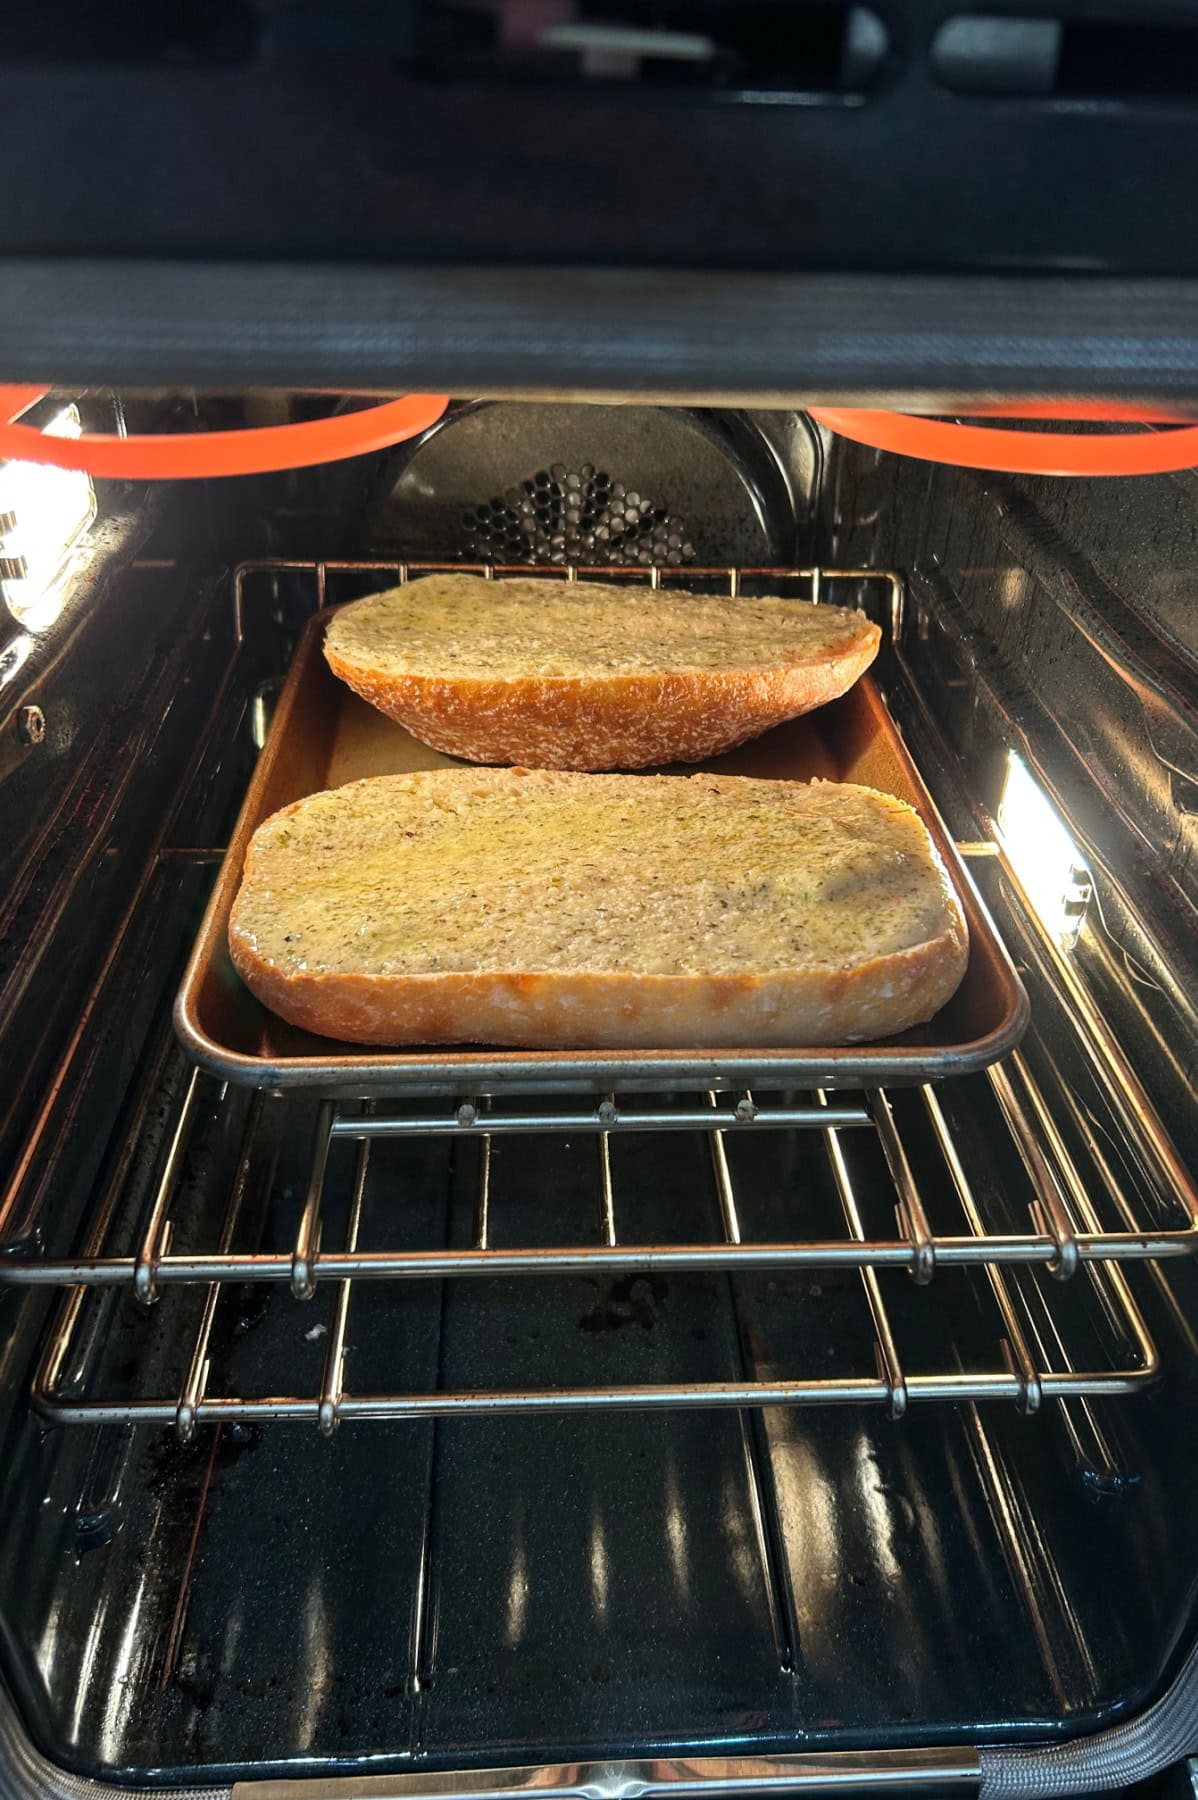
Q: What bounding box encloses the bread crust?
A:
[228,766,968,1049]
[324,625,881,770]
[229,910,967,1050]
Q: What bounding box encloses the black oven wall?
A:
[821,434,1198,1165]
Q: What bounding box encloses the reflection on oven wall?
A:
[826,424,1198,1159]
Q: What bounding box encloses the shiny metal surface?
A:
[174,562,1028,1096]
[12,704,44,747]
[881,629,1197,1256]
[328,1103,874,1137]
[13,1068,1176,1434]
[236,1748,980,1800]
[977,1630,1198,1796]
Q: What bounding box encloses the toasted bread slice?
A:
[229,768,968,1049]
[323,575,881,769]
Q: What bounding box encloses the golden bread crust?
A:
[228,767,968,1049]
[228,937,967,1049]
[323,649,880,769]
[322,577,881,769]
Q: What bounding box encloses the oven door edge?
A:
[8,1635,1198,1799]
[2,262,1198,405]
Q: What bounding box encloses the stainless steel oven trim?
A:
[235,1753,982,1800]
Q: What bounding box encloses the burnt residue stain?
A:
[142,1420,262,1502]
[171,1649,219,1715]
[578,1274,668,1334]
[213,1420,262,1465]
[233,1284,272,1336]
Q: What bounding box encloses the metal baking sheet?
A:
[175,606,1028,1095]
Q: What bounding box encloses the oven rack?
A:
[2,556,1194,1440]
[15,1044,1197,1438]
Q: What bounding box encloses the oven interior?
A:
[0,399,1196,1787]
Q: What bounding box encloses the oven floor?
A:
[3,1038,1198,1782]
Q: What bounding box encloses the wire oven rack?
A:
[1,560,1195,1438]
[16,1050,1198,1438]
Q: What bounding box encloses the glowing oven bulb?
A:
[0,405,96,628]
[997,751,1092,947]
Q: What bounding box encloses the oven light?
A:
[0,405,96,629]
[996,751,1092,947]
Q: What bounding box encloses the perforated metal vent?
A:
[463,462,695,567]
